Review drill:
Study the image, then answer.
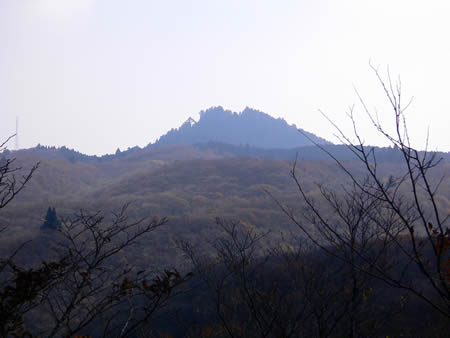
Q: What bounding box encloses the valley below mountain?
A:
[1,107,449,337]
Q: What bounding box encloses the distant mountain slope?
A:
[194,142,410,162]
[155,106,331,148]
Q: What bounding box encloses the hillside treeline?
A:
[0,142,449,336]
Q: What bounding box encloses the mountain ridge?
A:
[154,106,331,149]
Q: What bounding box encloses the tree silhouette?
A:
[41,207,61,230]
[271,65,450,322]
[0,137,190,337]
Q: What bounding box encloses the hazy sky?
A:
[1,0,449,155]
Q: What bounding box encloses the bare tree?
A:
[274,66,449,321]
[0,136,38,212]
[0,137,41,336]
[33,205,190,337]
[179,219,394,337]
[0,138,190,337]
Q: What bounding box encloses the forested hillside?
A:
[155,106,331,148]
[1,140,449,336]
[2,144,449,266]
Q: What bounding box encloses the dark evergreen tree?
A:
[41,207,61,230]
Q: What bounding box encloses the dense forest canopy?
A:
[1,103,449,336]
[1,141,449,266]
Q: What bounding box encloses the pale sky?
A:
[1,0,449,155]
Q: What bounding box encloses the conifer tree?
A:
[41,206,61,230]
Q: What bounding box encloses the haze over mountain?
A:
[155,106,330,149]
[3,103,447,165]
[2,107,450,338]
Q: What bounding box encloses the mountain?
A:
[154,106,331,148]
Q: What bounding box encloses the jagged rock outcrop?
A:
[155,106,330,148]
